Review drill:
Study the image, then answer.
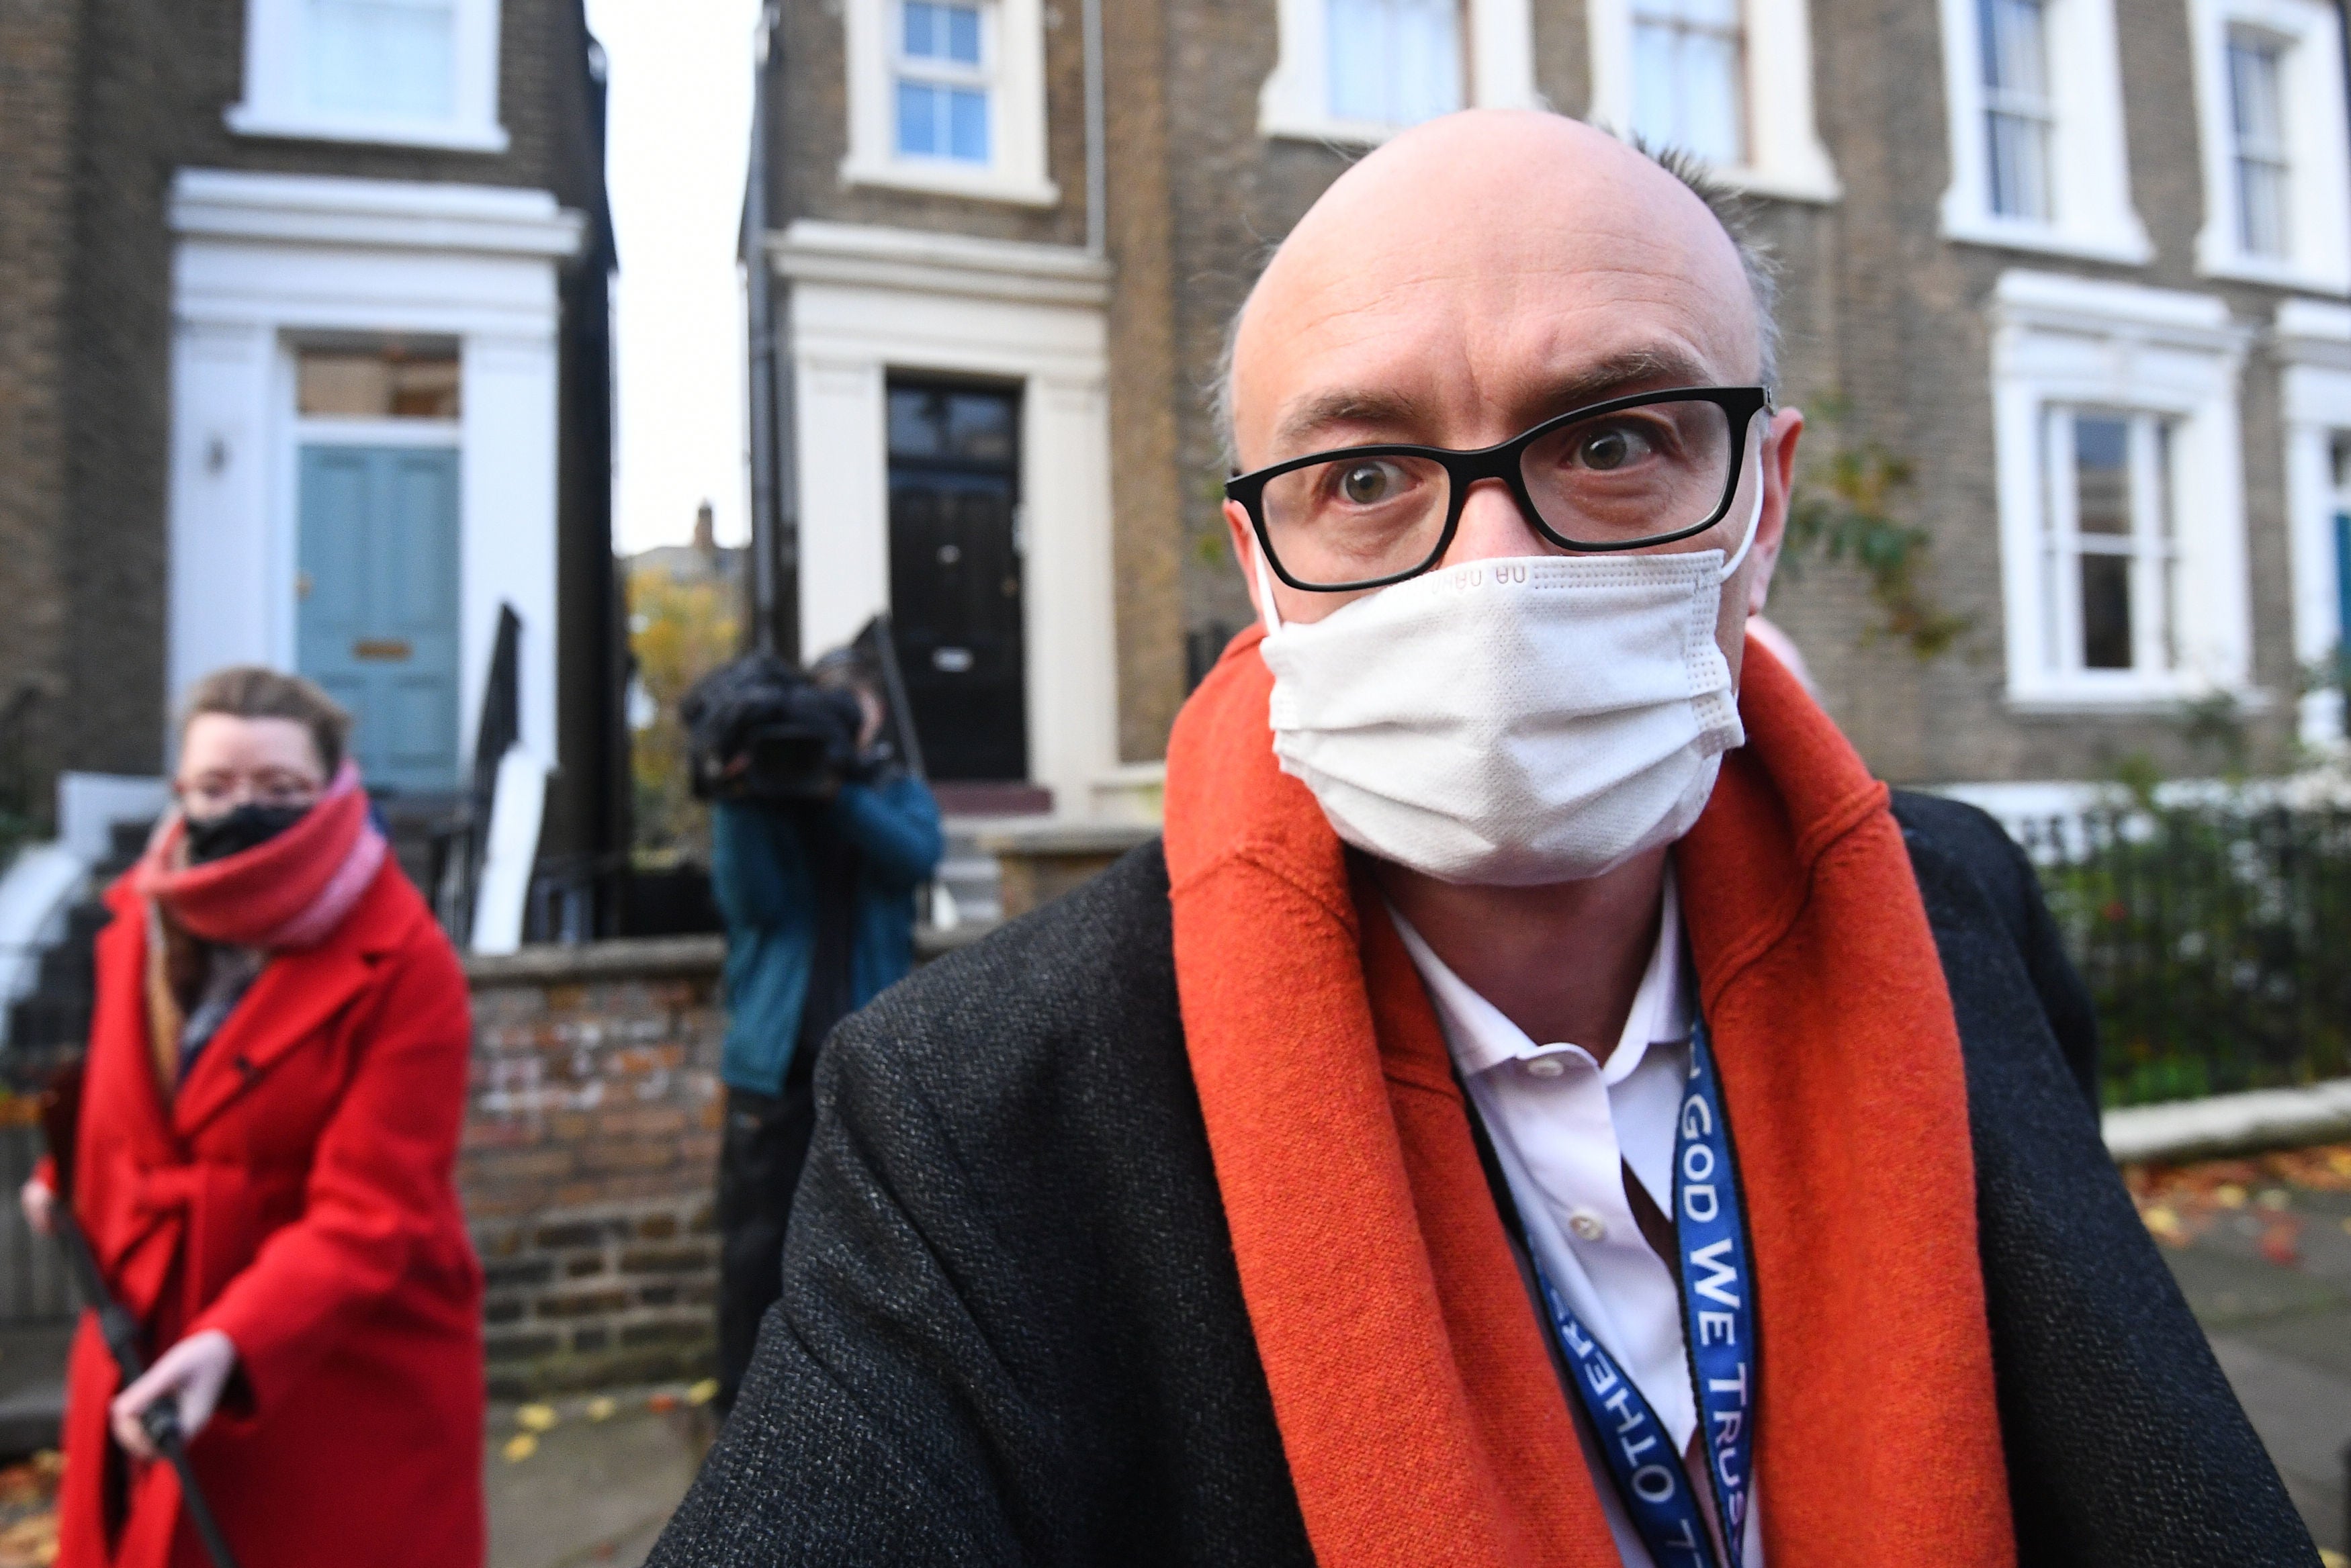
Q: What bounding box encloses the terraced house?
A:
[0,0,625,918]
[742,0,2351,809]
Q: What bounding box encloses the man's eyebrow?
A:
[1530,347,1716,414]
[1269,387,1431,455]
[1266,346,1720,458]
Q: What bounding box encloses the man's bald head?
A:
[1216,111,1777,467]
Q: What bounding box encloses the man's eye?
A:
[1337,461,1402,505]
[1575,425,1655,471]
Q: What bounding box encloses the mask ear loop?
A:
[1719,448,1766,582]
[1252,537,1287,635]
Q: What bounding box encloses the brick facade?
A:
[0,0,617,863]
[0,0,91,809]
[463,938,726,1397]
[764,0,2342,788]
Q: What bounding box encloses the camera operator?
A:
[690,648,943,1414]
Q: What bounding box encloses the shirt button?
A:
[1567,1207,1608,1242]
[1524,1056,1566,1078]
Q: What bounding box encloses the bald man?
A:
[653,113,2309,1568]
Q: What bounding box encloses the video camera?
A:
[680,653,867,804]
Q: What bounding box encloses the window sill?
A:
[2193,240,2351,297]
[1258,108,1411,149]
[1706,161,1843,206]
[1940,205,2154,267]
[2004,682,2269,717]
[224,103,511,154]
[838,154,1059,208]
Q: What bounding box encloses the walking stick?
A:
[38,1065,242,1568]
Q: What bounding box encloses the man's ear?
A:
[1225,500,1265,620]
[1745,406,1805,616]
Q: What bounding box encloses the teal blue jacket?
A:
[709,775,943,1095]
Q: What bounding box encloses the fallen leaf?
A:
[2141,1205,2184,1243]
[2258,1226,2301,1268]
[684,1379,719,1407]
[2215,1184,2248,1209]
[584,1396,617,1422]
[502,1433,539,1463]
[0,1511,58,1568]
[647,1393,678,1414]
[515,1403,558,1432]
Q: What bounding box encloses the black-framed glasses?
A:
[1225,385,1773,592]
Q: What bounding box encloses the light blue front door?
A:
[2336,510,2350,672]
[297,445,461,793]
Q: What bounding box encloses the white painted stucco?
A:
[770,219,1120,816]
[165,169,581,777]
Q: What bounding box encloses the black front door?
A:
[887,381,1026,781]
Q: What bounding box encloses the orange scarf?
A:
[1162,626,2014,1567]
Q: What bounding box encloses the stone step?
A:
[930,819,1011,929]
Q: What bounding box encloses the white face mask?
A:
[1255,484,1759,886]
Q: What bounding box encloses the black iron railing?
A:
[0,1117,74,1323]
[2019,804,2351,1106]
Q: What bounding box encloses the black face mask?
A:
[185,802,312,865]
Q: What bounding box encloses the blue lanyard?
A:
[1526,1018,1756,1568]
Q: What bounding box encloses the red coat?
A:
[54,862,486,1568]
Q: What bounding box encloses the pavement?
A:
[484,1389,714,1568]
[2130,1142,2351,1557]
[0,1327,69,1461]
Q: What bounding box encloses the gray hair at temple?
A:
[1208,133,1781,470]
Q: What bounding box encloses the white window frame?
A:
[2274,298,2351,746]
[1936,0,2149,263]
[892,3,994,165]
[2037,406,2184,680]
[1988,270,2255,711]
[1259,0,1537,146]
[1587,0,1841,203]
[843,0,1055,205]
[2187,0,2351,294]
[226,0,508,153]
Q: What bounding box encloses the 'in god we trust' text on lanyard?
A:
[1529,1015,1755,1568]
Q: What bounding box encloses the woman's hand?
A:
[110,1330,237,1460]
[19,1177,54,1238]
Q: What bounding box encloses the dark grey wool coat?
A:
[650,793,2317,1567]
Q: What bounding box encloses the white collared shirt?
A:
[1392,868,1762,1567]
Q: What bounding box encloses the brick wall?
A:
[0,0,83,812]
[173,0,588,196]
[774,0,2321,787]
[57,0,183,784]
[461,937,727,1398]
[1,0,609,818]
[1143,0,2314,786]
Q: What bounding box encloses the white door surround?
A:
[768,219,1118,817]
[2276,298,2351,748]
[166,169,582,778]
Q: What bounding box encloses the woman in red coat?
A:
[19,667,486,1568]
